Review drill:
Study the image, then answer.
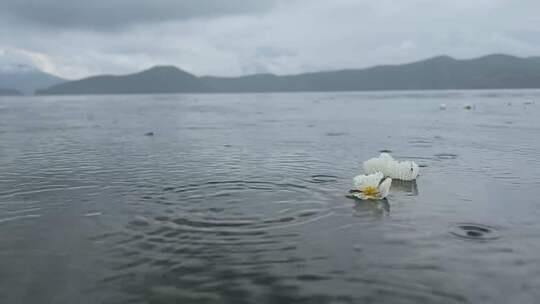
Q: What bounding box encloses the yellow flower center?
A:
[362,186,379,197]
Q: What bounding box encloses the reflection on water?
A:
[392,180,419,196]
[1,90,540,303]
[353,199,390,217]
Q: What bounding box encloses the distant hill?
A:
[36,66,207,95]
[0,88,23,96]
[36,54,540,95]
[0,64,65,94]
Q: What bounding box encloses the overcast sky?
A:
[1,0,540,79]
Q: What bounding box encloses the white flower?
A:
[363,153,419,181]
[351,172,392,200]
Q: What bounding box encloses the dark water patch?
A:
[475,123,508,130]
[172,217,256,228]
[296,209,321,217]
[154,215,171,221]
[326,132,347,137]
[282,140,313,145]
[450,223,500,241]
[309,174,339,184]
[208,207,225,213]
[263,216,295,224]
[185,126,220,130]
[296,274,329,281]
[408,139,433,147]
[434,153,458,160]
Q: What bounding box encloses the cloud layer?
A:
[1,0,540,79]
[0,0,278,30]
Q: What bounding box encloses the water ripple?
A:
[3,92,540,304]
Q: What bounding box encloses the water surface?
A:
[1,91,540,303]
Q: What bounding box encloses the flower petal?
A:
[378,177,392,199]
[352,193,366,200]
[353,192,377,200]
[352,172,384,190]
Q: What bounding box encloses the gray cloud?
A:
[255,47,296,59]
[0,0,278,30]
[1,0,540,79]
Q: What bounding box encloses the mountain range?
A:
[0,88,23,96]
[29,54,540,95]
[0,64,65,95]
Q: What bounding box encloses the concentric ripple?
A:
[96,177,337,300]
[450,223,501,241]
[129,179,334,233]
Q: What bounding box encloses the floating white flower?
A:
[363,153,419,181]
[350,172,392,200]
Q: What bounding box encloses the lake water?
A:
[1,91,540,303]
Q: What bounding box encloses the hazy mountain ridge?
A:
[0,64,65,94]
[0,88,23,96]
[36,54,540,95]
[36,66,207,95]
